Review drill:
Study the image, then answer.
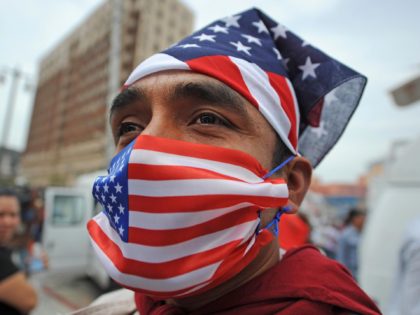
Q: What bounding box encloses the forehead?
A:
[0,196,20,213]
[110,70,271,128]
[129,70,251,110]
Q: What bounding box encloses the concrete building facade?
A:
[21,0,193,186]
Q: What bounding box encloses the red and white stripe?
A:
[124,53,299,155]
[88,136,288,298]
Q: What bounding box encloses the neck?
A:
[351,223,361,232]
[166,238,280,311]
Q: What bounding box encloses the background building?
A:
[310,177,367,221]
[21,0,193,186]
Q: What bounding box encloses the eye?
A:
[194,113,230,126]
[114,122,143,149]
[117,122,142,137]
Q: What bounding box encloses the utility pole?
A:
[106,0,122,161]
[1,68,21,148]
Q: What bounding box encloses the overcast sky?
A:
[1,0,419,183]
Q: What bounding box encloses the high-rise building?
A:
[21,0,193,186]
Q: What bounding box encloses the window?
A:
[52,195,85,225]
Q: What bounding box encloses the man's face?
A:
[110,71,279,172]
[0,195,20,244]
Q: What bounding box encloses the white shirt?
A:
[388,216,420,315]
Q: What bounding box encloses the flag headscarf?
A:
[124,7,367,167]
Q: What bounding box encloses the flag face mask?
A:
[88,135,289,298]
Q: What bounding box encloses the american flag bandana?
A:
[124,8,367,167]
[88,135,289,298]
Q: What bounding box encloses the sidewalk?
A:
[29,271,102,315]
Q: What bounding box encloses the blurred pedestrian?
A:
[25,190,48,274]
[388,215,420,315]
[0,188,37,314]
[312,221,340,259]
[336,208,366,280]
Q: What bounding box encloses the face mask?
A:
[88,135,292,299]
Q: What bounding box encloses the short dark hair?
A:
[0,187,18,198]
[344,208,365,226]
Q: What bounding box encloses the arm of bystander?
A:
[0,271,37,314]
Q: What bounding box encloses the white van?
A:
[359,136,420,311]
[42,170,113,290]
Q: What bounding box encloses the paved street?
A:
[29,271,103,315]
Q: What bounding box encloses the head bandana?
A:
[124,8,367,167]
[88,135,290,298]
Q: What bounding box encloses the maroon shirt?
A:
[135,245,381,314]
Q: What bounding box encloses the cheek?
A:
[5,216,20,228]
[240,137,277,171]
[12,216,20,227]
[0,217,16,229]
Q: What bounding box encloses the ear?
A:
[285,156,312,213]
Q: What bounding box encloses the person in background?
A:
[312,220,341,259]
[388,215,420,315]
[25,190,48,274]
[15,189,36,274]
[336,208,366,280]
[0,188,37,315]
[278,212,311,250]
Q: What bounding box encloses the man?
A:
[86,8,381,314]
[337,208,366,279]
[0,189,37,314]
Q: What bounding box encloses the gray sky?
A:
[1,0,419,182]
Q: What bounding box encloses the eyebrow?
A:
[172,80,248,116]
[110,87,146,120]
[109,78,250,119]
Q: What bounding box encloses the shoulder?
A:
[280,245,353,279]
[270,245,381,314]
[0,247,19,281]
[339,226,355,238]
